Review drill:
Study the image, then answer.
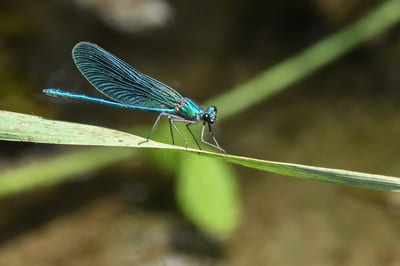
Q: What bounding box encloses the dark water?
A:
[1,0,400,265]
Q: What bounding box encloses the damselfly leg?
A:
[200,122,226,153]
[138,113,201,150]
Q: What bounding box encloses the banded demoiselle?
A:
[43,42,225,153]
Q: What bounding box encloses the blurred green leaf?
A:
[1,0,400,236]
[177,155,240,237]
[211,0,400,119]
[0,147,136,196]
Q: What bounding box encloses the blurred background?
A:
[1,0,400,265]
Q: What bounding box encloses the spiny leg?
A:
[138,112,167,145]
[207,123,222,149]
[169,117,200,149]
[169,118,189,148]
[200,123,226,153]
[139,112,202,149]
[186,123,202,150]
[168,117,175,145]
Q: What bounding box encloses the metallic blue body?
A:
[44,88,175,114]
[43,41,223,152]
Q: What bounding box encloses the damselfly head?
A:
[203,106,217,124]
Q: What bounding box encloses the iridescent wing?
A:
[72,41,183,110]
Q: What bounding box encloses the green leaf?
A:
[1,110,399,192]
[0,110,173,149]
[2,0,400,237]
[210,0,400,119]
[177,154,240,237]
[0,147,135,196]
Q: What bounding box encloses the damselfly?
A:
[43,42,225,153]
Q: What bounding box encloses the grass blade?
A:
[1,110,399,192]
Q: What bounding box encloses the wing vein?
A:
[72,42,183,111]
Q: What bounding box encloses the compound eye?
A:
[212,106,217,113]
[203,113,210,121]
